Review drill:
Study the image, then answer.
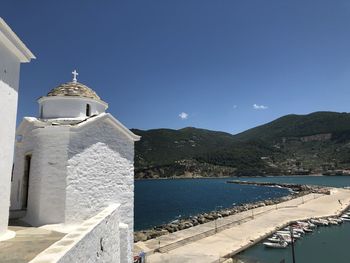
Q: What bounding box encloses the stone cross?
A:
[72,69,79,83]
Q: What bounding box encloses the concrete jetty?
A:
[134,187,350,263]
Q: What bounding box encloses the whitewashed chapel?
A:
[10,73,140,262]
[1,17,139,262]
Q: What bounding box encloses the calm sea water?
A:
[231,175,350,263]
[234,175,350,188]
[134,176,350,230]
[134,178,290,230]
[236,220,350,263]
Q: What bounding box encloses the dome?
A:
[47,81,101,100]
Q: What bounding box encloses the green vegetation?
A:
[132,111,350,179]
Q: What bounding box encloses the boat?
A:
[319,219,329,226]
[263,241,288,248]
[284,226,304,234]
[341,217,350,222]
[311,218,328,226]
[306,221,317,228]
[328,217,343,224]
[328,220,339,225]
[268,234,293,243]
[303,227,313,233]
[276,231,301,238]
[310,219,323,226]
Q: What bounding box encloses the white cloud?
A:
[179,112,189,120]
[253,104,268,110]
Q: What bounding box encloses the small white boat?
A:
[319,219,329,226]
[268,234,293,243]
[328,220,338,225]
[311,218,329,226]
[341,217,350,222]
[267,236,283,243]
[328,217,343,224]
[303,227,313,233]
[263,241,288,248]
[310,219,323,225]
[307,221,317,228]
[276,231,301,238]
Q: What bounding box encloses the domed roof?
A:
[46,81,101,100]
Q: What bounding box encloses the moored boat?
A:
[263,241,288,248]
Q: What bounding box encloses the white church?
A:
[1,18,140,263]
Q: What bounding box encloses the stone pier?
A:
[134,188,350,263]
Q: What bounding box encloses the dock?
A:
[134,187,350,263]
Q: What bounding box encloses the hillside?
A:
[234,111,350,142]
[132,111,350,179]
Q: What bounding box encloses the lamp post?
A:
[290,226,296,263]
[214,205,223,234]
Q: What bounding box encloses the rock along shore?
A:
[134,181,330,242]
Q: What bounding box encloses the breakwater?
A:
[134,182,329,242]
[226,180,331,194]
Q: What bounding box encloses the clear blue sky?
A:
[2,0,350,134]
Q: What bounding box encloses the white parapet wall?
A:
[30,204,124,263]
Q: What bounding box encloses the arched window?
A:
[86,104,91,116]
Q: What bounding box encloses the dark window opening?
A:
[86,104,91,116]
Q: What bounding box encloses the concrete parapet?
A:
[30,204,121,263]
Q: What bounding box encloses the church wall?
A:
[22,126,70,226]
[66,119,135,245]
[0,40,21,234]
[39,97,106,119]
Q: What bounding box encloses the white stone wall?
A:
[30,204,122,263]
[66,118,135,245]
[39,97,107,119]
[11,122,70,226]
[119,223,132,263]
[10,122,36,210]
[0,40,20,234]
[11,115,136,248]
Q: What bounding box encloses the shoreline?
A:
[135,174,350,181]
[134,182,328,242]
[136,187,350,262]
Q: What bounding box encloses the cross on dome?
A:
[72,69,79,83]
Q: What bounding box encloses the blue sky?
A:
[2,0,350,134]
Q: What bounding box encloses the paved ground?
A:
[136,188,350,263]
[0,221,65,263]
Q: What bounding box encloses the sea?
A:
[135,176,350,263]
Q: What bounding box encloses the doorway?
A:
[22,154,31,210]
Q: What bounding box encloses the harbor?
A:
[134,187,350,263]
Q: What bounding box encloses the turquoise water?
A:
[236,221,350,263]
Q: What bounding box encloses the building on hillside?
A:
[10,73,140,261]
[0,17,35,240]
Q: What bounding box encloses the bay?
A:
[134,178,290,230]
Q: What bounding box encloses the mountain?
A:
[234,111,350,142]
[132,111,350,179]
